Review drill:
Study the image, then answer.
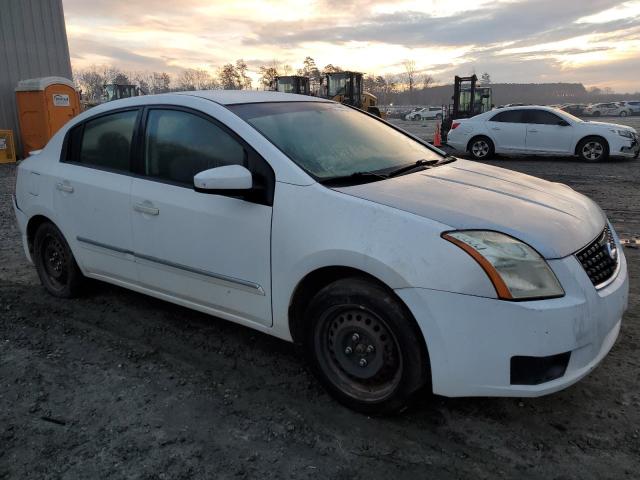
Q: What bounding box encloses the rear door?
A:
[485,109,527,152]
[54,109,139,282]
[523,109,573,154]
[129,106,275,327]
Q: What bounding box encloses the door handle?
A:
[56,182,74,193]
[491,127,501,131]
[528,129,539,133]
[133,202,159,215]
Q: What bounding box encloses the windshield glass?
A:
[230,102,443,180]
[554,108,583,123]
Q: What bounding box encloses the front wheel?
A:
[33,222,84,298]
[620,110,628,117]
[468,136,495,160]
[577,136,609,162]
[304,278,429,414]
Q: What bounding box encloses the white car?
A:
[447,106,639,161]
[13,92,629,413]
[584,102,631,117]
[405,107,443,121]
[618,100,640,115]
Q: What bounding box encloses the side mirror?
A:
[558,120,570,126]
[194,165,253,194]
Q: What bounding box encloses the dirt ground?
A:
[1,124,639,478]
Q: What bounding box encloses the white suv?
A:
[447,106,639,161]
[13,92,629,413]
[405,106,443,121]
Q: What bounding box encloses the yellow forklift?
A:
[442,74,492,141]
[103,83,140,102]
[274,76,310,95]
[324,71,381,117]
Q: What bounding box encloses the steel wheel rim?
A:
[472,140,489,158]
[41,233,68,289]
[315,305,403,402]
[582,141,603,160]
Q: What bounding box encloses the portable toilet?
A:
[15,76,81,158]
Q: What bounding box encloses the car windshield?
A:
[230,102,443,181]
[553,108,583,123]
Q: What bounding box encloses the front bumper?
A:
[396,248,629,397]
[611,135,639,158]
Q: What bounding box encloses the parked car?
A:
[404,107,426,120]
[447,105,639,161]
[13,92,629,413]
[559,104,587,116]
[618,100,640,115]
[423,106,444,120]
[584,102,631,117]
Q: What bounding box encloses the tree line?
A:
[73,57,638,106]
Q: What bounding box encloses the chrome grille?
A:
[575,226,618,288]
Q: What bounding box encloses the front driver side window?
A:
[144,109,246,185]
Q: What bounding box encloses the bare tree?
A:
[403,60,416,92]
[481,72,491,84]
[421,73,434,90]
[259,64,279,89]
[235,59,252,90]
[322,64,343,74]
[176,68,217,91]
[218,64,241,90]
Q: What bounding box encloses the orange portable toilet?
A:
[15,76,81,157]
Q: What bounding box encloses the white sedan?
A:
[13,92,629,413]
[584,102,631,117]
[405,106,443,121]
[447,106,639,161]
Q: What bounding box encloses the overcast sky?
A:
[63,0,640,92]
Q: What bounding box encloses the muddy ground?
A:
[1,127,639,478]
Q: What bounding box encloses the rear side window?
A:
[489,110,524,123]
[78,110,138,171]
[523,110,563,125]
[144,109,246,185]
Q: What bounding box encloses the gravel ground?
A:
[1,124,639,478]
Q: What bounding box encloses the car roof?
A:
[174,90,331,105]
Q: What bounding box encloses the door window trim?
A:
[60,107,142,175]
[132,105,275,206]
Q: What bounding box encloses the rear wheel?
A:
[33,222,84,298]
[592,111,601,117]
[304,278,429,414]
[468,136,495,160]
[620,110,628,117]
[577,136,609,162]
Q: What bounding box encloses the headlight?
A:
[443,230,564,300]
[614,129,633,139]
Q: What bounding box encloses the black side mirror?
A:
[558,120,570,126]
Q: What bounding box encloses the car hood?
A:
[336,160,606,259]
[583,120,636,132]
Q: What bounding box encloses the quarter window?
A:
[144,109,246,185]
[489,110,524,123]
[78,110,138,171]
[524,110,564,125]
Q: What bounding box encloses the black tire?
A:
[577,136,609,162]
[435,113,443,120]
[304,277,429,414]
[620,110,628,117]
[33,222,84,298]
[592,111,601,117]
[468,136,495,160]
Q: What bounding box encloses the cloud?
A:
[62,0,640,92]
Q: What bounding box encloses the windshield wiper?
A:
[319,170,389,186]
[387,158,440,178]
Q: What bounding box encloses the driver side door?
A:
[130,106,275,327]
